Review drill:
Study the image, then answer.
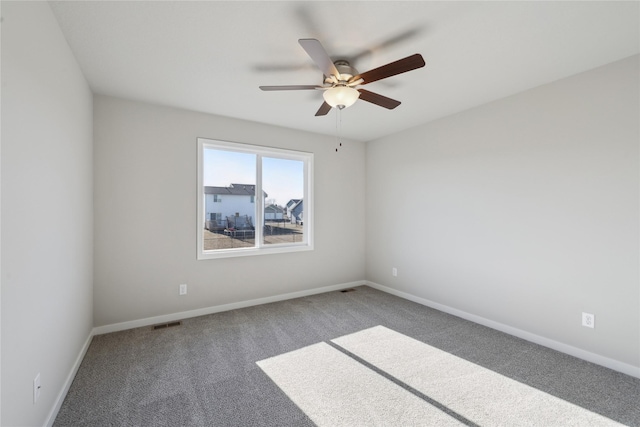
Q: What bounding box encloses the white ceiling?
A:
[49,1,639,142]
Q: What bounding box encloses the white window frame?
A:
[197,138,314,260]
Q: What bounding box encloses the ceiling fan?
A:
[259,39,426,116]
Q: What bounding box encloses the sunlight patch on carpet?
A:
[332,326,624,427]
[257,342,465,426]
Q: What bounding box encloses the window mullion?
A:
[255,154,263,248]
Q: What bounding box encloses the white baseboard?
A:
[366,280,640,379]
[45,331,94,427]
[93,281,366,336]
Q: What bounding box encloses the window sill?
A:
[197,243,313,260]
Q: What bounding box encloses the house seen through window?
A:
[197,138,313,259]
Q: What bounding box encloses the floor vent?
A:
[152,321,182,330]
[340,288,356,293]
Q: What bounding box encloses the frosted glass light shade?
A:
[323,86,360,109]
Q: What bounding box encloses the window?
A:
[197,138,313,259]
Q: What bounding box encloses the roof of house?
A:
[265,205,285,213]
[204,183,267,197]
[286,199,301,207]
[289,199,303,211]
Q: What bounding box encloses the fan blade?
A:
[348,28,422,63]
[350,54,425,85]
[259,85,321,91]
[357,89,401,110]
[315,102,332,116]
[299,39,340,79]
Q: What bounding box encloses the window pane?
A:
[203,148,256,250]
[262,157,304,246]
[198,138,313,260]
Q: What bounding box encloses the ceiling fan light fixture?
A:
[323,86,360,109]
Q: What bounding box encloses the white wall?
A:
[93,96,366,327]
[1,2,94,426]
[366,55,639,371]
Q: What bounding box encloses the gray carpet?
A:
[54,286,640,426]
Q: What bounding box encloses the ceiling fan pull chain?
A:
[335,107,344,152]
[339,108,343,148]
[335,107,339,152]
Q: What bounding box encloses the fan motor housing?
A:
[324,60,358,84]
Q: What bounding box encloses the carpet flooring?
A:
[54,286,640,426]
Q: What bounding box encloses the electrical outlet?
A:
[582,312,595,329]
[33,373,41,404]
[179,284,187,295]
[392,267,398,277]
